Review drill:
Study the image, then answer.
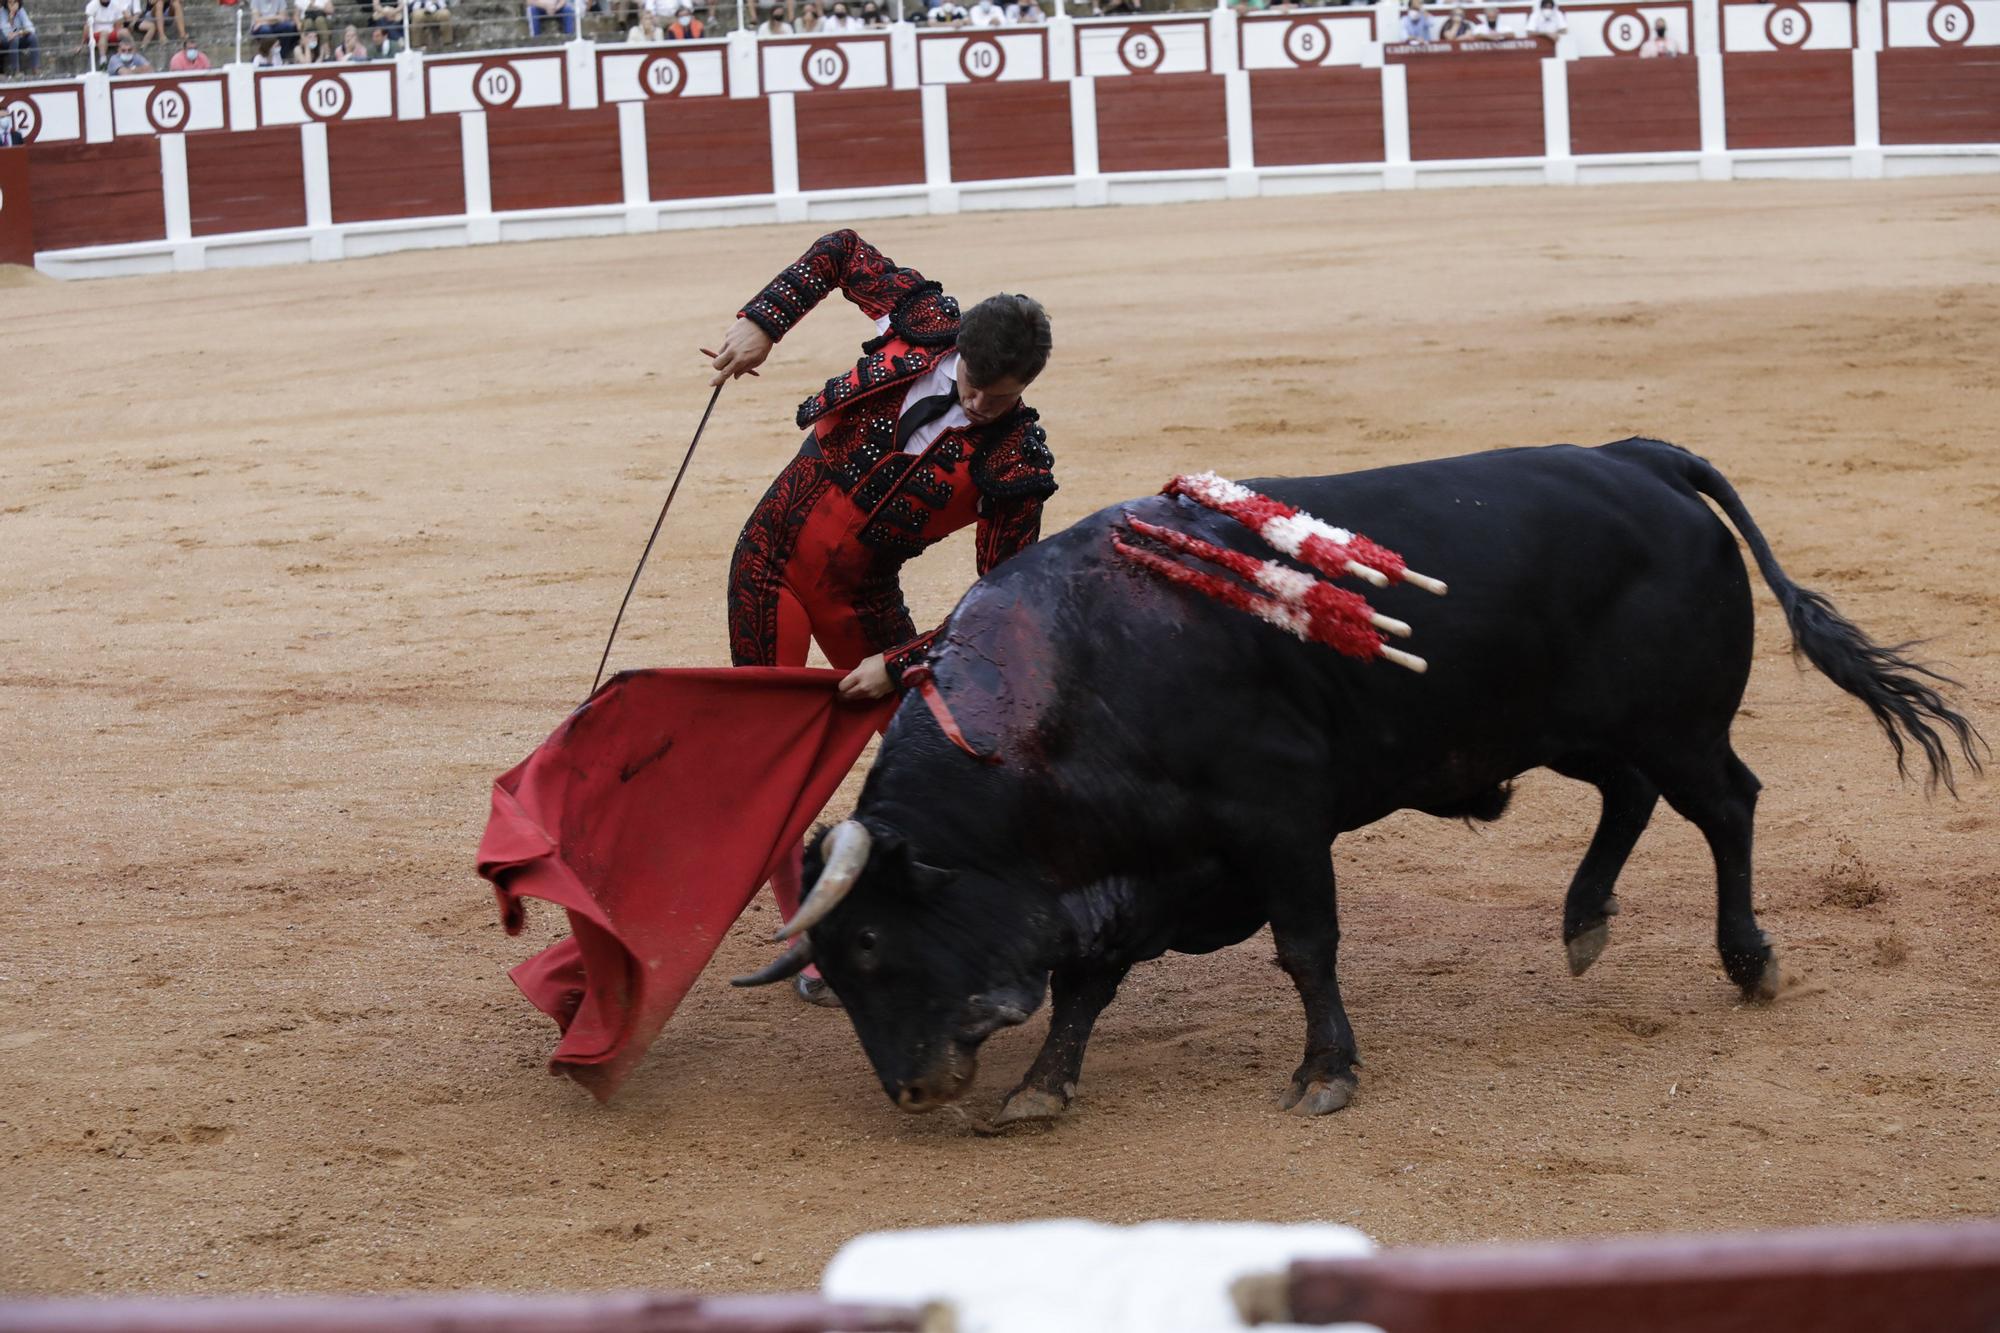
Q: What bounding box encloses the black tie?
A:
[895,388,960,451]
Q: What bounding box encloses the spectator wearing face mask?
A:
[966,0,1002,23]
[666,4,701,35]
[822,1,855,28]
[858,0,883,24]
[793,0,821,27]
[106,32,152,70]
[1638,15,1679,54]
[167,33,207,66]
[1526,0,1565,41]
[1400,0,1434,40]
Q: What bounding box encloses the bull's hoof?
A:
[1566,920,1612,977]
[794,974,843,1009]
[1280,1075,1357,1117]
[1738,952,1783,1004]
[993,1085,1071,1128]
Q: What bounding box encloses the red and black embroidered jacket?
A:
[738,230,1057,683]
[740,229,1057,570]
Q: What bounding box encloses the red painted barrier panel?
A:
[1404,52,1545,160]
[1722,50,1855,148]
[26,138,166,250]
[1878,46,2000,145]
[0,1291,926,1332]
[0,146,32,266]
[645,96,776,199]
[794,89,925,191]
[487,105,623,211]
[327,115,466,223]
[1244,1219,2000,1331]
[186,125,306,235]
[1248,66,1385,166]
[1095,72,1228,172]
[946,80,1073,181]
[1568,56,1701,154]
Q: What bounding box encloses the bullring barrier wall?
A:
[1,0,1995,279]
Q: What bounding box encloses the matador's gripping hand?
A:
[703,318,773,387]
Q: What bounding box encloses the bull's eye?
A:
[853,926,880,973]
[856,927,878,952]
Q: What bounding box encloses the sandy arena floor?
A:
[4,177,1998,1298]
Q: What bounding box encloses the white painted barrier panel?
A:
[1884,0,1998,45]
[108,74,229,136]
[0,82,86,144]
[760,33,894,93]
[1723,0,1856,49]
[599,40,732,100]
[918,27,1052,83]
[1073,16,1213,77]
[823,1221,1379,1333]
[256,65,399,125]
[425,51,569,113]
[1567,1,1695,55]
[1236,10,1378,68]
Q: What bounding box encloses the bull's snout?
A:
[890,1047,977,1113]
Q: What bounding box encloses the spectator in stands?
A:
[1097,0,1139,13]
[167,33,208,65]
[1639,15,1679,54]
[106,31,152,69]
[409,0,451,48]
[627,7,661,36]
[131,0,181,49]
[820,0,854,29]
[1399,0,1433,39]
[337,22,369,57]
[1,0,40,74]
[793,0,821,27]
[249,0,301,58]
[299,0,337,52]
[1006,0,1041,19]
[966,0,1002,23]
[859,0,884,24]
[1464,2,1501,35]
[666,4,701,35]
[1526,0,1565,41]
[372,0,407,44]
[755,3,790,34]
[251,34,281,61]
[292,28,320,58]
[1437,0,1473,37]
[83,0,129,63]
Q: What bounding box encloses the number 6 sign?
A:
[1928,0,1973,43]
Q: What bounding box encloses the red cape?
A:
[476,668,894,1101]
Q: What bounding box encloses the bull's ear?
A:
[909,860,958,894]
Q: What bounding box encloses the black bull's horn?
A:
[730,820,872,987]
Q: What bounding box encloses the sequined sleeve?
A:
[739,230,934,342]
[882,629,940,691]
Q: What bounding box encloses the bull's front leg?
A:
[993,963,1128,1127]
[1268,853,1359,1116]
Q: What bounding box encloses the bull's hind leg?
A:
[994,963,1128,1127]
[1550,757,1661,977]
[1647,744,1781,1001]
[1268,853,1359,1116]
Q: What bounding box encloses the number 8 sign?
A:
[1283,19,1333,66]
[1603,8,1648,53]
[1764,3,1810,47]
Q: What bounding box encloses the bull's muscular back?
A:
[864,440,1752,902]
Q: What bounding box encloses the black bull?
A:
[740,439,1983,1123]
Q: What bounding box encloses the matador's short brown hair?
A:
[957,293,1052,388]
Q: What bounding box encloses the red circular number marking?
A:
[302,74,350,121]
[1283,18,1333,65]
[1602,7,1649,53]
[802,41,849,88]
[145,84,190,132]
[1928,0,1973,44]
[0,98,40,143]
[473,60,524,109]
[959,35,1006,80]
[1764,3,1811,47]
[1117,23,1166,73]
[640,51,687,96]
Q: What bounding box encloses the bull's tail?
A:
[1637,438,1986,796]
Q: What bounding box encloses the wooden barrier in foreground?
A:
[1233,1219,2000,1332]
[0,1292,934,1333]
